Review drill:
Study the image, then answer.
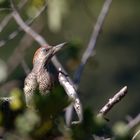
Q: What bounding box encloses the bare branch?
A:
[74,0,113,84]
[98,86,128,116]
[0,3,47,47]
[59,68,83,125]
[11,7,47,46]
[0,0,27,32]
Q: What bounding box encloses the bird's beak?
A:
[52,42,67,55]
[43,42,67,65]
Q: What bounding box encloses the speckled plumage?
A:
[24,71,37,107]
[24,44,65,108]
[24,68,53,107]
[36,68,53,95]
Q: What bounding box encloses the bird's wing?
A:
[24,72,37,108]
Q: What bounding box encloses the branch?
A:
[11,1,82,124]
[0,3,47,47]
[98,86,128,116]
[11,5,47,46]
[74,0,113,84]
[59,68,83,125]
[0,0,27,32]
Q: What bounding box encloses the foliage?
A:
[0,87,139,139]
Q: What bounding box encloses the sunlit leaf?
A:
[10,88,23,110]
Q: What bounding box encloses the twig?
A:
[0,0,27,32]
[127,114,140,129]
[11,1,82,124]
[0,3,47,47]
[98,86,128,116]
[11,3,47,46]
[74,0,113,84]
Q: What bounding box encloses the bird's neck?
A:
[32,62,48,74]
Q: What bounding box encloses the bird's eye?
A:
[41,47,47,52]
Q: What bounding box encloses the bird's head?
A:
[33,43,66,67]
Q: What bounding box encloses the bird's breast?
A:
[36,70,53,95]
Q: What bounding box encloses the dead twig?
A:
[98,86,128,116]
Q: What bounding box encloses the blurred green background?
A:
[0,0,140,126]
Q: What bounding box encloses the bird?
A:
[24,43,66,108]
